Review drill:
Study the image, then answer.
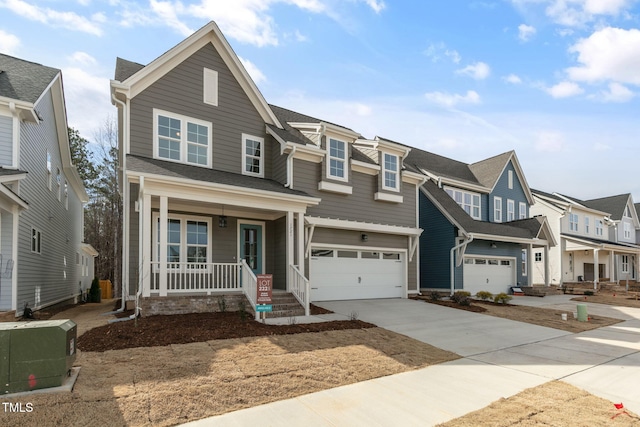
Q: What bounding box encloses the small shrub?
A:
[429,291,443,301]
[475,291,493,301]
[494,292,512,304]
[584,290,594,296]
[89,278,101,303]
[217,296,227,312]
[451,291,471,304]
[458,296,471,306]
[349,311,359,321]
[238,300,247,321]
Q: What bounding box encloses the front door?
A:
[239,223,262,275]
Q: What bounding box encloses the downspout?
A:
[284,145,296,188]
[111,93,128,314]
[450,234,474,296]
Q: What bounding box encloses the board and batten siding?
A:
[293,159,417,228]
[17,89,83,311]
[0,115,13,167]
[419,192,457,290]
[128,43,272,178]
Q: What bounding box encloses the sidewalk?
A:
[182,298,640,426]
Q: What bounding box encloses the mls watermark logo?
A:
[2,402,34,413]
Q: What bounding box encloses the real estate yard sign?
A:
[257,274,273,304]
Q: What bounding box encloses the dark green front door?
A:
[240,223,262,275]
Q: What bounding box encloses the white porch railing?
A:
[289,264,310,316]
[150,262,240,292]
[240,259,259,320]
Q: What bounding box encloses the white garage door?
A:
[310,248,405,301]
[463,257,515,296]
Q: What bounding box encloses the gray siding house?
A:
[406,149,556,295]
[0,54,94,316]
[111,21,424,317]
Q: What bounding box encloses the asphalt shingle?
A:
[0,54,59,103]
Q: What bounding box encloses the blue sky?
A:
[1,0,639,201]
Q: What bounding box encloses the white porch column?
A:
[609,250,615,283]
[159,196,168,297]
[527,244,533,286]
[544,245,550,286]
[593,249,599,290]
[142,193,152,297]
[286,211,294,291]
[296,212,305,276]
[11,205,19,311]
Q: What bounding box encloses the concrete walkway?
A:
[50,299,118,335]
[184,298,640,426]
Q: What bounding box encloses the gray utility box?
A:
[0,319,77,394]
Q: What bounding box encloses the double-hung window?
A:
[154,214,211,266]
[494,197,502,222]
[584,216,590,234]
[507,199,515,221]
[242,134,264,177]
[327,138,347,181]
[445,187,481,219]
[382,153,399,191]
[569,213,579,232]
[155,109,212,167]
[596,220,603,236]
[519,202,527,219]
[622,255,629,273]
[31,228,41,254]
[624,222,631,239]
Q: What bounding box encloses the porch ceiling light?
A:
[219,205,227,228]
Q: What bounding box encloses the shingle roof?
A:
[114,57,145,82]
[127,155,313,198]
[468,151,513,189]
[404,148,480,185]
[0,167,27,177]
[422,179,544,240]
[561,233,640,250]
[0,54,59,103]
[582,194,630,221]
[269,104,356,133]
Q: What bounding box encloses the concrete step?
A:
[248,292,305,318]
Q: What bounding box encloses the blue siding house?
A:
[406,149,555,295]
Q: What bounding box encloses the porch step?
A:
[521,286,564,297]
[249,292,306,319]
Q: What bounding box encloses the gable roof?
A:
[421,179,555,245]
[0,54,59,104]
[582,194,631,221]
[468,151,513,189]
[405,148,479,185]
[111,21,281,127]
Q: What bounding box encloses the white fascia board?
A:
[376,138,410,158]
[351,159,380,175]
[322,123,360,140]
[318,181,353,194]
[288,142,325,163]
[469,232,549,246]
[353,138,378,149]
[265,125,287,153]
[127,170,321,207]
[535,216,558,247]
[305,216,422,236]
[0,173,27,183]
[439,176,489,193]
[533,194,567,214]
[287,122,322,133]
[0,97,38,122]
[402,170,426,185]
[0,184,28,210]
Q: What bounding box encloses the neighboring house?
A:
[405,149,555,295]
[531,191,640,287]
[0,54,93,316]
[110,21,424,317]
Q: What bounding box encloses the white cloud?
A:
[423,42,461,64]
[535,131,565,152]
[445,49,462,64]
[566,27,640,85]
[362,0,386,13]
[0,0,104,36]
[545,81,584,98]
[239,57,266,84]
[62,67,112,137]
[424,90,481,107]
[0,29,20,55]
[518,23,536,41]
[504,74,522,84]
[593,142,612,151]
[600,82,635,102]
[150,0,193,37]
[68,51,97,67]
[456,62,491,80]
[545,0,633,26]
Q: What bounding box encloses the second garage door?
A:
[463,257,515,295]
[310,248,405,301]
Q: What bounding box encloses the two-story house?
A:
[0,54,93,317]
[405,149,555,295]
[531,191,640,288]
[110,21,423,317]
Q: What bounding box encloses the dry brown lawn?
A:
[438,381,640,427]
[0,328,458,427]
[571,293,640,309]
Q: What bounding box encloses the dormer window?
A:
[382,153,399,191]
[242,134,264,177]
[154,109,211,167]
[328,138,347,181]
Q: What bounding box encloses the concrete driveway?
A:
[185,298,640,426]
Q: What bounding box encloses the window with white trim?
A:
[596,219,603,236]
[242,134,264,177]
[56,168,61,201]
[508,170,513,189]
[31,228,41,254]
[494,196,502,222]
[507,199,515,221]
[46,151,52,190]
[624,222,631,239]
[203,68,218,106]
[521,249,527,276]
[584,216,590,234]
[622,255,629,273]
[519,202,527,219]
[569,213,579,232]
[445,187,481,219]
[154,214,211,264]
[535,252,542,262]
[327,138,347,181]
[382,153,399,191]
[154,110,212,167]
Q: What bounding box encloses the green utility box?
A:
[1,319,77,394]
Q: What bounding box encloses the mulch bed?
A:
[410,295,494,313]
[78,311,375,352]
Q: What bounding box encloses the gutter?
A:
[450,234,474,296]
